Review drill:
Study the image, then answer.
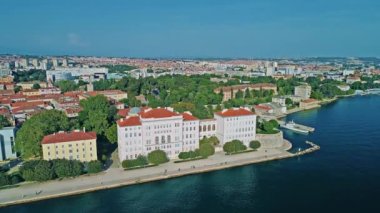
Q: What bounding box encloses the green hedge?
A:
[122,155,149,169]
[148,150,169,165]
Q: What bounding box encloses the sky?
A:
[1,0,380,58]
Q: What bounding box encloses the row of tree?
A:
[19,159,102,182]
[122,150,169,169]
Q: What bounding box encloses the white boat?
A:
[280,120,310,134]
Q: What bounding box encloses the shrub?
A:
[20,160,55,182]
[87,160,103,174]
[199,143,215,158]
[148,150,169,165]
[223,140,247,154]
[0,172,10,187]
[52,159,84,178]
[178,152,190,160]
[9,174,23,185]
[122,155,148,168]
[249,140,261,150]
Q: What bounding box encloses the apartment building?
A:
[41,131,97,162]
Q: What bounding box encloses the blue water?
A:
[2,95,380,213]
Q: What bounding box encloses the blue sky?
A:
[1,0,379,58]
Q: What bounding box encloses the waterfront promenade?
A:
[0,141,294,207]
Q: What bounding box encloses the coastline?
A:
[0,139,319,208]
[1,95,356,208]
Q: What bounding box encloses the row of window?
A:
[200,124,216,132]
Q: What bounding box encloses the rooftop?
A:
[41,131,97,144]
[215,108,255,117]
[117,116,142,127]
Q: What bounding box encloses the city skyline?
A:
[1,0,380,58]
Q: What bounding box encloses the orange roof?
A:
[117,116,141,127]
[11,101,46,109]
[302,98,318,103]
[182,112,199,121]
[140,108,178,119]
[215,108,254,117]
[117,108,130,117]
[41,131,97,144]
[255,105,272,111]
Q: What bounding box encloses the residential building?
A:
[117,107,199,161]
[0,127,17,161]
[41,131,97,162]
[214,108,256,146]
[294,84,311,100]
[79,90,128,101]
[215,83,277,101]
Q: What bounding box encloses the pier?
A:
[295,141,320,156]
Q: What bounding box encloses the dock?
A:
[295,141,320,156]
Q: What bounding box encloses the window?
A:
[167,135,171,143]
[162,135,165,143]
[155,136,159,144]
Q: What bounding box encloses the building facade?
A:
[41,131,97,162]
[199,119,217,139]
[0,127,17,161]
[214,108,257,146]
[294,85,311,100]
[117,107,200,161]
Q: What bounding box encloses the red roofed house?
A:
[117,107,199,161]
[299,98,319,109]
[214,107,257,146]
[41,130,97,162]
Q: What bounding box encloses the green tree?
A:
[285,98,293,105]
[223,140,247,154]
[105,124,117,144]
[56,80,79,93]
[147,150,169,165]
[20,160,54,182]
[79,95,115,135]
[199,143,215,158]
[122,155,148,168]
[53,159,83,178]
[178,152,190,160]
[32,83,41,89]
[16,110,69,159]
[87,160,103,174]
[0,115,11,129]
[0,172,10,187]
[249,140,261,150]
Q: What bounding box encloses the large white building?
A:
[117,107,199,161]
[214,108,257,146]
[117,107,257,162]
[294,84,312,100]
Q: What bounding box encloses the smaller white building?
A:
[214,108,256,147]
[199,119,217,139]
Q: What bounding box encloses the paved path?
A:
[0,147,294,207]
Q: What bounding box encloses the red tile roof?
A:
[182,112,199,121]
[140,108,178,119]
[215,108,254,117]
[117,116,141,127]
[255,105,272,111]
[41,131,97,144]
[117,108,130,117]
[11,101,46,109]
[302,98,318,103]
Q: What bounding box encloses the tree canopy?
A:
[15,110,69,159]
